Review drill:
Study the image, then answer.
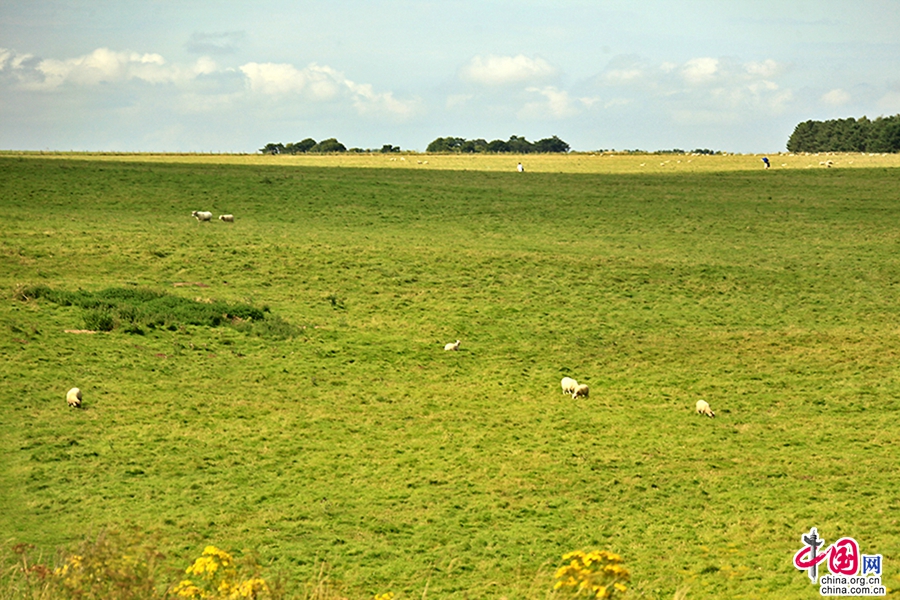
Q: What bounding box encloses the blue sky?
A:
[2,1,899,153]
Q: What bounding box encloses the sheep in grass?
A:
[218,214,234,223]
[191,210,213,222]
[444,339,461,351]
[696,399,715,418]
[560,377,578,395]
[572,384,589,400]
[66,387,83,409]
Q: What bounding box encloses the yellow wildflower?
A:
[553,548,630,599]
[234,577,270,598]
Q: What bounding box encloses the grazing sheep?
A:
[696,399,715,418]
[66,387,82,409]
[191,210,213,222]
[572,384,589,400]
[444,340,460,351]
[560,377,578,395]
[218,214,234,222]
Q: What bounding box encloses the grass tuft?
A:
[15,285,298,338]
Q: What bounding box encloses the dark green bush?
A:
[83,309,115,332]
[15,285,294,338]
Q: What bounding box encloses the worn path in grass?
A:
[1,156,899,599]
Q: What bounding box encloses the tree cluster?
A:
[426,135,570,154]
[259,138,347,154]
[259,140,408,154]
[787,115,900,153]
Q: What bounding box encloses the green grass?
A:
[1,156,899,599]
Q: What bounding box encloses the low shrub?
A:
[14,285,297,338]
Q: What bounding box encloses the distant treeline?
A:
[787,115,900,153]
[426,135,570,153]
[258,136,727,155]
[259,135,572,154]
[259,139,405,154]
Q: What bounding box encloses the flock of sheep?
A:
[441,338,716,417]
[66,332,717,416]
[191,210,234,222]
[64,264,715,417]
[560,375,716,416]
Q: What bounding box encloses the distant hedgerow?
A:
[14,285,299,338]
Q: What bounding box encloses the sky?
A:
[2,1,900,153]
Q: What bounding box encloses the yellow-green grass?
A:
[1,155,899,599]
[3,150,900,174]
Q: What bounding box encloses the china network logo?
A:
[792,527,885,596]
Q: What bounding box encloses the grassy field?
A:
[1,154,899,599]
[6,149,900,174]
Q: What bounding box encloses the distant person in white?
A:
[517,162,524,172]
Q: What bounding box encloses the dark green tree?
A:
[426,137,466,152]
[506,135,533,153]
[290,138,317,153]
[787,115,900,153]
[310,138,347,153]
[259,143,285,155]
[486,139,510,153]
[533,135,570,153]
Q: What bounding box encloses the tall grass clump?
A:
[1,529,164,600]
[1,532,289,600]
[14,285,298,338]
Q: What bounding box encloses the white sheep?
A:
[191,210,213,222]
[66,387,82,408]
[560,377,578,395]
[218,214,234,222]
[696,399,715,418]
[572,384,589,399]
[444,340,460,351]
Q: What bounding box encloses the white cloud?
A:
[35,48,170,88]
[344,79,422,119]
[460,54,557,86]
[239,62,342,99]
[682,57,719,84]
[745,59,783,78]
[0,47,35,71]
[822,88,852,106]
[240,61,420,118]
[519,86,580,119]
[2,45,420,127]
[8,47,221,91]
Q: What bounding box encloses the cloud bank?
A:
[0,46,420,122]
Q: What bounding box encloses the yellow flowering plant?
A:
[171,545,271,600]
[553,550,630,599]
